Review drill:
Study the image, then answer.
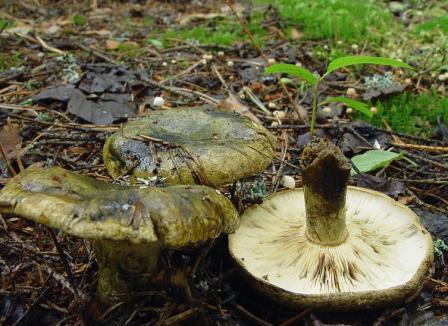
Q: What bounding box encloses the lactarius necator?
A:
[103,106,276,187]
[0,165,239,303]
[229,139,433,310]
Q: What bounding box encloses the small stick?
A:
[232,303,274,326]
[35,35,65,55]
[7,119,24,172]
[0,142,16,176]
[47,228,79,299]
[11,273,52,326]
[391,142,448,153]
[280,308,311,326]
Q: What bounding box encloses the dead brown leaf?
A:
[216,93,262,125]
[0,122,22,160]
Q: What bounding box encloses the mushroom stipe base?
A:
[93,240,161,303]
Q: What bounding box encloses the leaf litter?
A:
[0,1,447,325]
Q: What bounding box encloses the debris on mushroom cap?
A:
[0,165,239,247]
[229,140,433,310]
[103,106,276,187]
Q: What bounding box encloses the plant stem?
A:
[310,77,321,133]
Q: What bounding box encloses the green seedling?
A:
[72,14,87,27]
[265,56,413,132]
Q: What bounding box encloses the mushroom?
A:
[229,139,433,310]
[103,106,276,186]
[0,165,239,303]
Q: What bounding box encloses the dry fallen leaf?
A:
[0,122,22,160]
[216,93,262,125]
[105,39,120,51]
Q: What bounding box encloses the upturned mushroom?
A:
[103,106,276,186]
[229,139,433,310]
[0,165,239,303]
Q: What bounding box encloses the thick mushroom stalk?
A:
[0,165,239,303]
[93,240,161,303]
[300,139,350,245]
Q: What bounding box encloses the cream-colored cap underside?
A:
[229,187,430,295]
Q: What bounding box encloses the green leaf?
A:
[326,56,413,75]
[147,38,164,49]
[351,150,403,175]
[326,96,373,118]
[264,63,317,85]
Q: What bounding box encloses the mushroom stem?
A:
[301,139,351,245]
[92,240,161,303]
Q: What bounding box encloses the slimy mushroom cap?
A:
[103,106,276,186]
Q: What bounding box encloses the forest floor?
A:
[0,1,447,325]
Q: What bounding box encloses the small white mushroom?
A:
[346,87,358,97]
[227,61,234,67]
[370,106,378,115]
[273,110,286,119]
[267,58,276,65]
[322,106,332,114]
[153,96,165,107]
[280,175,295,189]
[268,102,277,109]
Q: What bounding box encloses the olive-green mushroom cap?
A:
[0,165,239,248]
[103,107,276,186]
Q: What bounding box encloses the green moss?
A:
[258,0,394,44]
[150,12,267,47]
[413,16,448,34]
[0,51,23,72]
[362,92,448,136]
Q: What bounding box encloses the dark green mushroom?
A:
[0,165,239,303]
[103,106,276,186]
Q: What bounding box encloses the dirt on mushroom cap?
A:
[0,165,239,247]
[103,106,276,186]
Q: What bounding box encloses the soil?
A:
[0,1,447,325]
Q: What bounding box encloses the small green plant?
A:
[72,14,87,27]
[0,16,10,34]
[434,239,448,257]
[265,56,413,132]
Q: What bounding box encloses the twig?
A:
[280,308,311,326]
[406,189,447,213]
[0,142,16,176]
[159,307,200,326]
[35,35,65,55]
[391,142,448,153]
[232,303,274,326]
[12,273,52,326]
[47,228,79,299]
[141,77,218,104]
[7,119,24,172]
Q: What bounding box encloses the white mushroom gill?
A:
[229,187,429,295]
